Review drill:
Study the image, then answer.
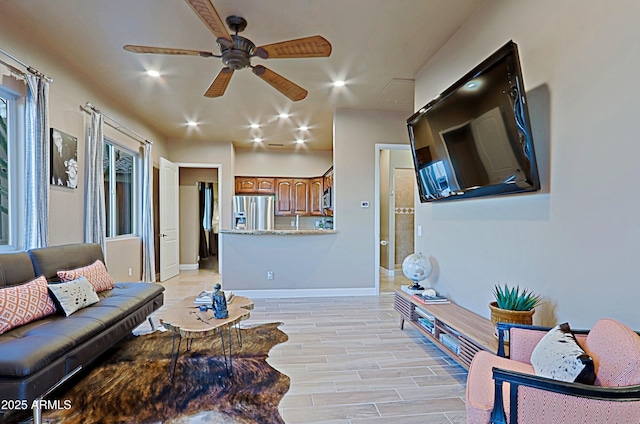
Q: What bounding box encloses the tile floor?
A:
[147,268,468,424]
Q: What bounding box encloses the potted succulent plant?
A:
[489,284,542,332]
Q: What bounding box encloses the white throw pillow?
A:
[48,277,100,317]
[530,322,595,384]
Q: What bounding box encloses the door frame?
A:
[374,144,412,294]
[175,162,224,274]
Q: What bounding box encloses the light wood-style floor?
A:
[145,269,468,424]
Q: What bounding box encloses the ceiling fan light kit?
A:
[124,0,332,101]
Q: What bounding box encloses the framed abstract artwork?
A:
[50,128,78,189]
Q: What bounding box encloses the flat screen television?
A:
[407,41,540,203]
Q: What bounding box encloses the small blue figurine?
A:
[211,283,228,319]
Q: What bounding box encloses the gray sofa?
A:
[0,243,164,421]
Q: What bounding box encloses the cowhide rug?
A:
[2,322,289,424]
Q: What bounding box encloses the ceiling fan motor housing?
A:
[219,35,255,70]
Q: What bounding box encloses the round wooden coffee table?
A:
[157,295,254,381]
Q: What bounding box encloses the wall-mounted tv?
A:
[407,40,540,203]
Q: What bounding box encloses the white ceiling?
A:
[1,0,485,151]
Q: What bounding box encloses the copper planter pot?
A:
[489,301,535,339]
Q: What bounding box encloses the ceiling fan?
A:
[123,0,332,101]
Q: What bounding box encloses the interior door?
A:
[159,157,179,281]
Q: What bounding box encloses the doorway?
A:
[375,144,416,293]
[178,167,220,273]
[156,160,223,281]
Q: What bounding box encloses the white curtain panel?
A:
[141,143,156,282]
[84,111,106,253]
[24,74,49,250]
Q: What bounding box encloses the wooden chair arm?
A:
[489,367,640,424]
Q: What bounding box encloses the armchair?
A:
[466,318,640,424]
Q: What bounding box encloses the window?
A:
[0,88,21,251]
[103,141,137,237]
[0,96,9,245]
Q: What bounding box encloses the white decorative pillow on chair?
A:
[530,322,596,384]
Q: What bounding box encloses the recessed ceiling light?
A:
[278,113,290,119]
[333,80,345,87]
[299,125,309,131]
[187,121,198,127]
[296,138,305,144]
[147,70,160,78]
[253,137,262,142]
[250,123,260,129]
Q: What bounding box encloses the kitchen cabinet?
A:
[275,178,309,216]
[292,179,310,215]
[309,177,324,216]
[275,179,293,215]
[235,177,276,194]
[237,166,333,216]
[236,177,257,194]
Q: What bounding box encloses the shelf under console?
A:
[394,289,500,369]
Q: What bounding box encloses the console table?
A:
[394,289,500,369]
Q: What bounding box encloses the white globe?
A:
[402,253,432,288]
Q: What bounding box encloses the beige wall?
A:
[413,0,640,328]
[0,11,168,279]
[178,184,198,266]
[166,139,234,233]
[221,109,409,294]
[234,149,333,177]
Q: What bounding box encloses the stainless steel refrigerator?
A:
[232,195,275,230]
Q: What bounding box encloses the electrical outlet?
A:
[267,271,274,280]
[128,268,132,276]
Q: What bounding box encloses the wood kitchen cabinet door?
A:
[255,177,276,193]
[235,177,257,194]
[309,177,324,216]
[275,179,293,215]
[292,179,310,215]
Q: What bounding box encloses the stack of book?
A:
[193,290,235,306]
[414,308,436,335]
[194,291,213,306]
[412,293,450,304]
[439,333,460,354]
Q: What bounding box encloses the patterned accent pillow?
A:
[57,260,115,293]
[530,322,596,384]
[48,277,100,317]
[0,276,57,335]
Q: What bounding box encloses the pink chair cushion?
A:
[584,318,640,387]
[509,327,547,364]
[466,350,534,424]
[517,386,640,424]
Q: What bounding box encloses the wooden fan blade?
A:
[184,0,232,43]
[257,35,332,59]
[123,45,215,57]
[204,68,234,97]
[252,65,308,101]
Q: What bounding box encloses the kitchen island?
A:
[220,228,373,298]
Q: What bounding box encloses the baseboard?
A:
[179,263,199,271]
[229,287,378,299]
[380,266,395,276]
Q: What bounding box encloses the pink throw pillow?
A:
[57,260,115,293]
[0,276,57,335]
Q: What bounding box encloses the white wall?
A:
[413,0,640,328]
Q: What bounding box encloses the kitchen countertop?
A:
[220,229,337,235]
